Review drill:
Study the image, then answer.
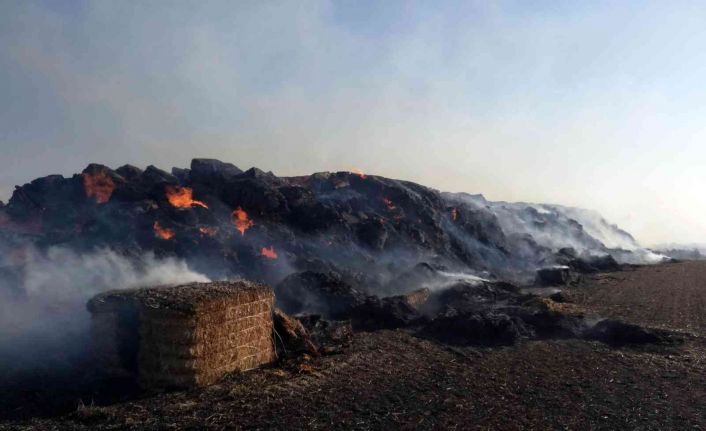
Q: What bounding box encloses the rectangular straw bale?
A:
[140,312,272,344]
[138,342,274,379]
[88,280,276,389]
[140,346,276,388]
[141,326,273,358]
[138,330,273,370]
[141,326,273,357]
[90,280,273,315]
[142,300,273,329]
[140,296,273,321]
[89,312,122,366]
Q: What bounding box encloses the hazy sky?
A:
[1,1,705,245]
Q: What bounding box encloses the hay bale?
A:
[87,281,275,388]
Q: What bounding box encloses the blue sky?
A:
[1,0,706,245]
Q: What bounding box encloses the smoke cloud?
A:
[0,247,209,380]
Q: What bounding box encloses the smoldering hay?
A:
[0,158,665,303]
[0,158,671,384]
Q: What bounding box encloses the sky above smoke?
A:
[1,1,705,245]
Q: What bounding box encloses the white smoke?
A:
[17,246,209,303]
[554,206,639,250]
[444,191,664,266]
[419,271,489,292]
[0,246,209,375]
[611,248,668,265]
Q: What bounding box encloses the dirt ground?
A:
[568,260,706,335]
[4,261,706,430]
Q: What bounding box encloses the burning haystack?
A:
[0,159,661,295]
[87,281,275,388]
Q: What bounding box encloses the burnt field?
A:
[569,260,706,335]
[3,260,706,430]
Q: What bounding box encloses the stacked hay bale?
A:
[87,281,275,388]
[87,297,140,376]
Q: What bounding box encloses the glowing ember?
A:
[153,221,175,240]
[232,207,254,235]
[261,245,278,259]
[166,185,208,209]
[383,197,396,210]
[452,207,457,221]
[351,168,366,179]
[199,226,218,237]
[82,172,115,204]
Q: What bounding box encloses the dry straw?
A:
[87,280,275,388]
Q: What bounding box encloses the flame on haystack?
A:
[199,226,218,237]
[383,197,396,210]
[350,168,366,179]
[232,207,254,235]
[452,208,457,221]
[153,221,175,240]
[82,172,115,204]
[166,185,208,209]
[261,245,278,259]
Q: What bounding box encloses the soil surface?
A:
[4,261,706,430]
[569,260,706,335]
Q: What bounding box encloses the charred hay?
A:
[0,158,654,297]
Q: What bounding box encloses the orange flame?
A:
[383,197,396,210]
[351,168,366,179]
[153,221,175,240]
[82,172,115,204]
[199,226,218,237]
[452,207,457,221]
[261,245,278,259]
[232,207,254,235]
[166,185,208,209]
